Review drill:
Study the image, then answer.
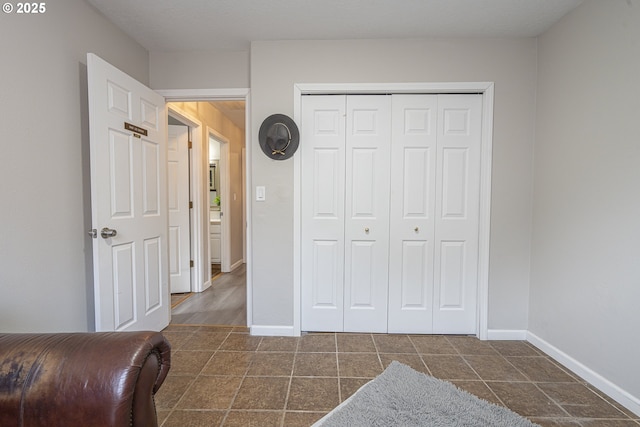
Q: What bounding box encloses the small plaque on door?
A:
[124,122,148,136]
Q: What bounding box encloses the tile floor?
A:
[156,325,639,427]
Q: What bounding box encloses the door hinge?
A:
[189,201,193,209]
[190,260,194,268]
[188,140,193,149]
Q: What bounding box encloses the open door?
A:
[168,124,191,293]
[87,53,170,331]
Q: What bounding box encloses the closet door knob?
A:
[364,227,370,233]
[415,227,419,233]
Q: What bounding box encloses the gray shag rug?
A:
[313,361,540,427]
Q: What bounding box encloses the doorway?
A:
[163,94,250,327]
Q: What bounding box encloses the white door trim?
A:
[293,82,494,339]
[159,88,252,328]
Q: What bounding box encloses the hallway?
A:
[171,264,246,326]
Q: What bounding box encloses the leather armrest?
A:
[0,331,171,427]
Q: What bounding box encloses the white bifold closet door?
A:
[300,95,346,332]
[343,96,391,332]
[301,95,391,333]
[301,93,481,334]
[388,94,482,334]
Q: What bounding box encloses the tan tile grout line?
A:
[407,335,435,377]
[159,328,199,427]
[487,341,574,419]
[160,328,233,426]
[451,339,636,423]
[492,343,636,422]
[444,336,511,410]
[334,333,342,404]
[279,336,301,427]
[229,334,268,422]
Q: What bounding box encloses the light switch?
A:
[256,186,266,201]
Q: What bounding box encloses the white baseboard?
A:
[199,279,211,293]
[526,331,640,417]
[250,325,297,337]
[230,259,244,271]
[487,329,527,340]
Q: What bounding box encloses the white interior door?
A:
[301,95,346,332]
[168,125,191,293]
[388,95,438,333]
[87,53,170,331]
[432,94,482,333]
[343,95,391,333]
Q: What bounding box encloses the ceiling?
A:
[87,0,583,52]
[209,101,246,131]
[88,0,584,131]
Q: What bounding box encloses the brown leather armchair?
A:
[0,331,171,427]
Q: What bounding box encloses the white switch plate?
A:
[256,186,266,201]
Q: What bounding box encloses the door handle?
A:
[100,227,118,239]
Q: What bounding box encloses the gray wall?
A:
[150,50,250,89]
[531,0,640,399]
[0,0,149,332]
[250,38,538,329]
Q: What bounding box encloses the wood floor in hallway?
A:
[171,264,246,326]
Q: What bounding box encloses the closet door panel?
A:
[399,240,430,306]
[441,148,470,219]
[403,148,432,216]
[433,95,482,334]
[388,95,437,333]
[348,240,376,306]
[313,149,341,219]
[301,95,346,332]
[438,240,466,308]
[350,149,377,215]
[311,240,340,306]
[343,95,391,333]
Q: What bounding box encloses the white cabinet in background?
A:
[210,222,221,263]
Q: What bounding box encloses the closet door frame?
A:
[293,82,495,340]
